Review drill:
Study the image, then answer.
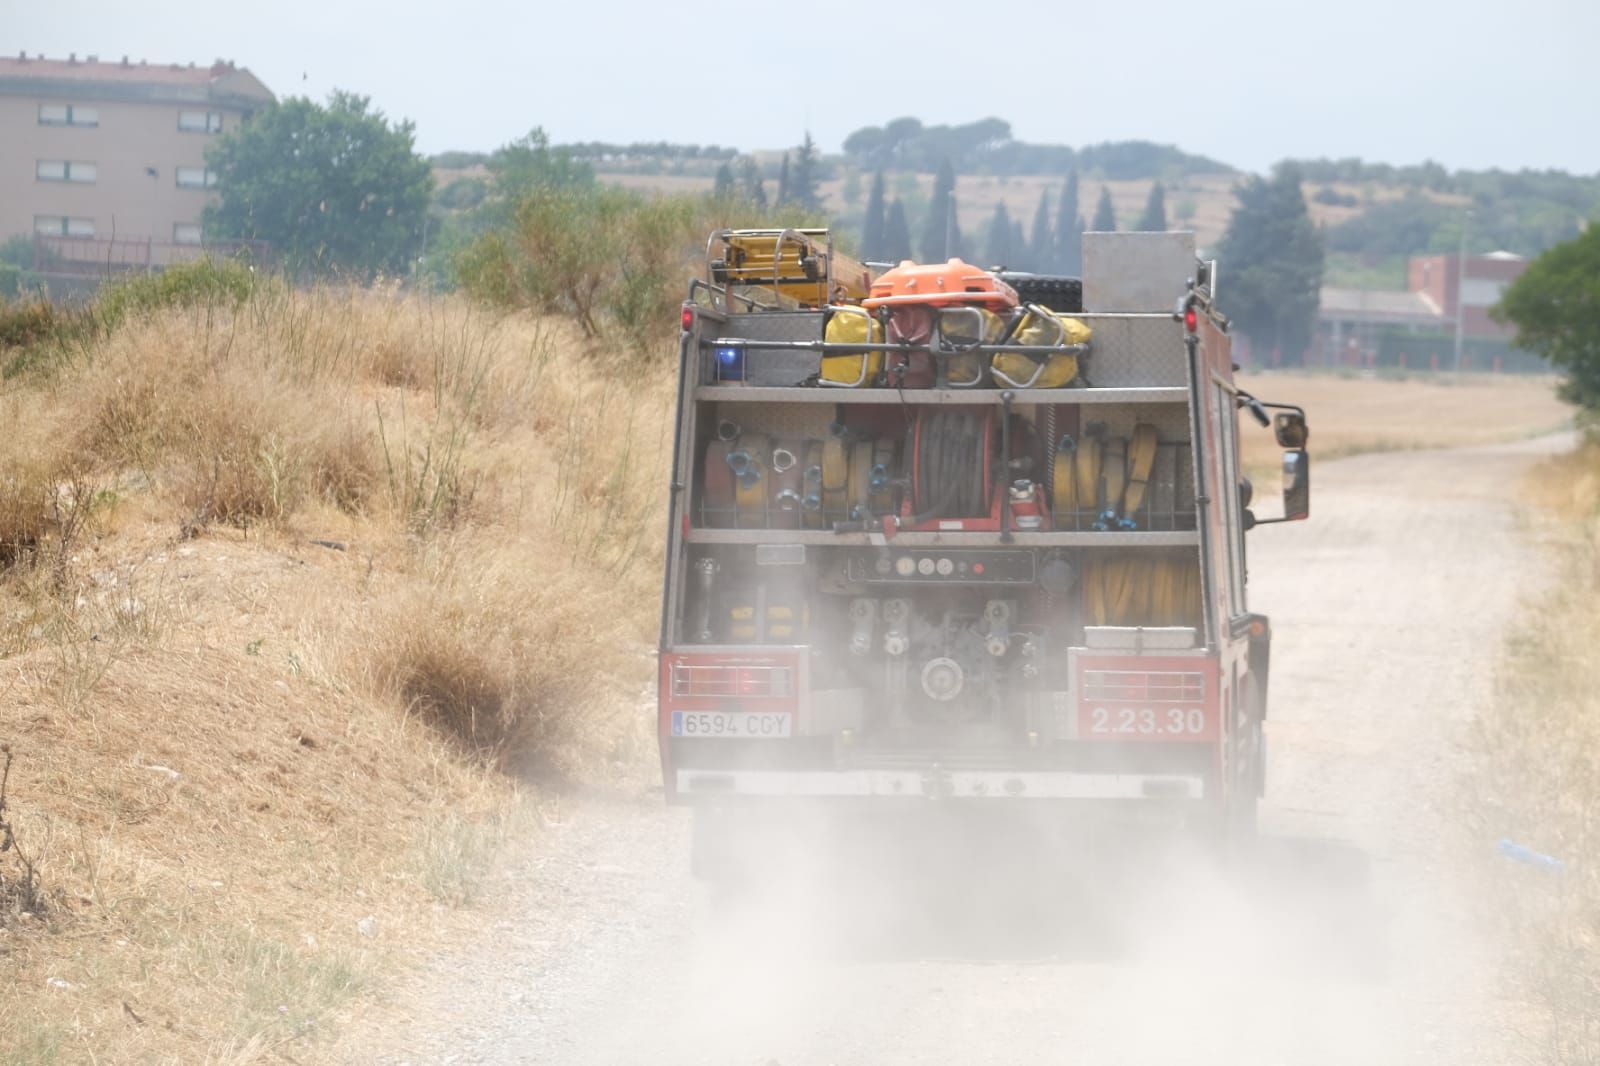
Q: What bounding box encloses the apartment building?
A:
[0,52,273,264]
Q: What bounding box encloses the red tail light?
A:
[1184,306,1198,333]
[681,305,696,332]
[670,663,792,699]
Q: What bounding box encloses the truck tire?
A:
[995,273,1084,314]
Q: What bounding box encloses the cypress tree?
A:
[862,170,887,261]
[984,203,1013,267]
[791,133,822,211]
[1136,182,1168,231]
[883,198,913,263]
[919,158,958,261]
[1028,189,1052,268]
[1091,186,1117,232]
[1055,170,1082,273]
[776,153,792,206]
[739,156,767,209]
[712,163,735,200]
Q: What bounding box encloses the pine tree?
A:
[1136,181,1168,232]
[1028,190,1052,268]
[791,133,822,211]
[1091,186,1117,232]
[738,157,767,210]
[776,153,792,206]
[1218,163,1325,362]
[1011,219,1026,267]
[984,203,1013,267]
[1055,170,1082,274]
[919,158,958,261]
[883,198,913,263]
[862,170,887,261]
[712,163,735,200]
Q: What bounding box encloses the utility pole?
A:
[1452,209,1471,375]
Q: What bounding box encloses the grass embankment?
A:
[1476,434,1600,1062]
[0,266,674,1063]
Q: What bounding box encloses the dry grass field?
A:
[1236,369,1573,478]
[1473,434,1600,1062]
[0,279,674,1063]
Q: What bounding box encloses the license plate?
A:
[671,711,792,739]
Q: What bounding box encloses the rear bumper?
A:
[674,767,1204,801]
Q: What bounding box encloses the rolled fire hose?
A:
[1074,428,1103,517]
[821,437,849,521]
[802,441,825,529]
[732,433,769,526]
[869,439,897,514]
[1051,434,1077,516]
[1098,437,1128,530]
[770,439,802,530]
[1120,423,1161,526]
[846,440,874,520]
[702,439,737,528]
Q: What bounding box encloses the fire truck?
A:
[658,228,1310,870]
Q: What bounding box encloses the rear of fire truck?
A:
[657,229,1311,868]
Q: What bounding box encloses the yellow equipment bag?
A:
[939,306,1004,386]
[991,307,1090,389]
[821,310,884,387]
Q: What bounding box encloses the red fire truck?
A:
[658,229,1310,871]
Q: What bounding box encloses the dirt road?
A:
[339,435,1568,1065]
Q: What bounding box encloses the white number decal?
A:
[1086,707,1207,736]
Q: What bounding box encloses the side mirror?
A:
[1283,449,1310,521]
[1275,411,1309,450]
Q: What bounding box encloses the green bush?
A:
[96,257,259,330]
[455,184,814,353]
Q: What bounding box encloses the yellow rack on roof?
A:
[707,228,872,309]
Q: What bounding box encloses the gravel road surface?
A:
[337,435,1567,1065]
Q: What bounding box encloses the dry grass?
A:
[1474,435,1600,1062]
[1234,370,1573,508]
[0,280,674,1063]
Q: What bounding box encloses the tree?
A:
[1091,186,1117,232]
[862,170,887,261]
[1493,225,1600,409]
[984,203,1014,267]
[712,163,736,200]
[1055,171,1083,274]
[1218,163,1325,361]
[205,91,433,276]
[791,132,822,211]
[883,198,913,263]
[738,157,767,209]
[920,158,959,261]
[1137,182,1168,231]
[776,154,792,206]
[1028,190,1052,269]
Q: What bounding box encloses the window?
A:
[177,110,223,133]
[36,160,97,183]
[173,223,203,245]
[175,166,218,189]
[38,103,98,127]
[34,216,95,237]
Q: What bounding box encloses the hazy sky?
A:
[6,0,1596,174]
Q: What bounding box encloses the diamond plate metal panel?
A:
[1076,315,1188,388]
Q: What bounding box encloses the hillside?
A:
[0,270,672,1062]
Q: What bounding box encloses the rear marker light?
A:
[681,306,695,332]
[1184,307,1198,333]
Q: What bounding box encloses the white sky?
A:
[5,0,1597,174]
